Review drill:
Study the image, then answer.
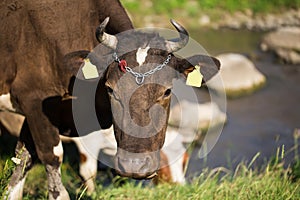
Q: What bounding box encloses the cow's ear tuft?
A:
[177,55,220,85]
[64,50,105,81]
[63,50,90,79]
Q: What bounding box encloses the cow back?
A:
[0,0,133,96]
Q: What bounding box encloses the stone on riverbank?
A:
[207,53,266,98]
[261,27,300,64]
[217,9,300,31]
[168,100,227,143]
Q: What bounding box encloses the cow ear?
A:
[176,55,220,84]
[63,50,90,80]
[64,50,106,81]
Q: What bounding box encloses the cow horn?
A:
[96,17,118,49]
[165,19,189,52]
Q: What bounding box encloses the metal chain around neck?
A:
[113,52,172,85]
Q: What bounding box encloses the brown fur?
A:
[0,1,133,197]
[0,0,133,96]
[0,0,132,161]
[80,153,87,163]
[1,1,220,195]
[104,45,219,178]
[153,151,172,184]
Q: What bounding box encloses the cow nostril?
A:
[117,156,152,172]
[115,151,159,179]
[117,157,129,173]
[139,156,152,173]
[145,156,151,164]
[117,158,124,172]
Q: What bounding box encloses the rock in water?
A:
[261,27,300,64]
[207,53,266,98]
[168,100,227,143]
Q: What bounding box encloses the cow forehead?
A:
[105,49,174,89]
[136,46,150,66]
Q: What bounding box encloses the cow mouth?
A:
[146,172,158,179]
[114,149,160,179]
[115,168,158,180]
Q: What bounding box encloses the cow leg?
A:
[60,135,100,194]
[45,141,69,200]
[36,135,69,200]
[5,119,36,200]
[73,137,98,194]
[16,98,70,200]
[5,141,33,200]
[79,150,97,194]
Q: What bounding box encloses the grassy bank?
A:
[121,0,300,28]
[122,0,300,15]
[1,146,300,199]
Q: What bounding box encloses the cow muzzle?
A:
[114,148,160,179]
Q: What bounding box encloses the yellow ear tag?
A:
[186,65,203,87]
[82,59,99,79]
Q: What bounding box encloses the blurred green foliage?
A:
[199,0,300,12]
[121,0,300,28]
[122,0,300,14]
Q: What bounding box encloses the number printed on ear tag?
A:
[186,65,203,87]
[82,59,99,79]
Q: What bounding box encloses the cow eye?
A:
[106,86,113,95]
[164,88,172,98]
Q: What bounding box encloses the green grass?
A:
[198,0,300,13]
[1,130,299,199]
[122,0,300,15]
[1,145,300,199]
[121,0,300,28]
[0,159,15,197]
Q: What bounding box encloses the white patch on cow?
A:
[136,46,150,66]
[59,126,116,194]
[0,93,16,112]
[6,176,27,200]
[162,129,187,184]
[53,140,63,163]
[60,126,116,160]
[169,156,185,184]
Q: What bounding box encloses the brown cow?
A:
[94,18,220,181]
[1,1,220,199]
[0,1,133,199]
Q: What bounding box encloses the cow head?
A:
[85,18,220,179]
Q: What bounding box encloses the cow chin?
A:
[114,148,160,179]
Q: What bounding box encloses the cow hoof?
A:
[49,188,70,200]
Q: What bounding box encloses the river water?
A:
[186,29,300,178]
